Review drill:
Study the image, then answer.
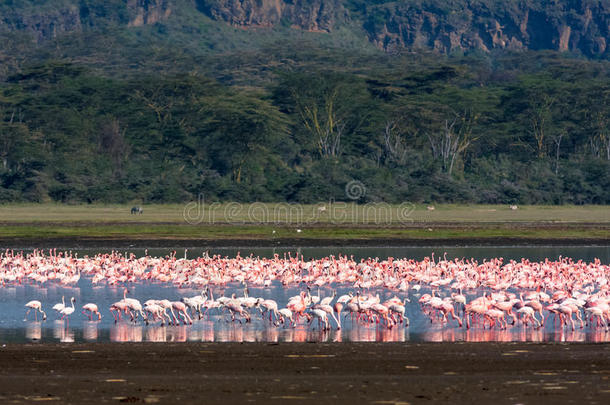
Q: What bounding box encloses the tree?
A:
[528,94,555,158]
[427,109,479,176]
[273,72,376,160]
[588,107,610,161]
[204,93,288,183]
[379,120,414,166]
[99,117,128,178]
[296,86,345,158]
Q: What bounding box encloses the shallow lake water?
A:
[1,246,608,343]
[69,245,610,263]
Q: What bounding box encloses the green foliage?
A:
[1,51,609,204]
[1,0,610,208]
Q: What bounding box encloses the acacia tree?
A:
[204,93,288,183]
[589,108,610,161]
[427,109,479,176]
[528,94,555,158]
[292,86,346,157]
[379,120,415,166]
[295,86,344,158]
[273,72,374,160]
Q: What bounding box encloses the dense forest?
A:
[0,1,609,204]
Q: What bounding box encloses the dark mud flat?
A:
[3,236,610,249]
[0,343,608,404]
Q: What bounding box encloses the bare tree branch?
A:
[427,109,479,175]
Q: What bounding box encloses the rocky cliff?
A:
[359,0,610,57]
[0,0,172,41]
[199,0,342,32]
[0,3,83,42]
[127,0,172,27]
[198,0,610,57]
[0,0,609,58]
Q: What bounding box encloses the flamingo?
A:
[259,299,280,324]
[109,301,130,323]
[24,300,47,321]
[278,308,294,327]
[313,303,340,329]
[310,308,330,330]
[52,296,65,317]
[388,298,410,326]
[2,249,610,342]
[60,297,76,323]
[516,306,541,328]
[82,303,102,320]
[171,301,193,325]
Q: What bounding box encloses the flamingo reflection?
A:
[83,321,98,341]
[110,323,143,342]
[167,325,187,342]
[146,325,167,342]
[25,322,42,341]
[53,322,74,342]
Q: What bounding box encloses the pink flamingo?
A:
[60,297,76,324]
[24,300,47,321]
[171,301,193,325]
[82,303,102,320]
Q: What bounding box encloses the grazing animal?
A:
[131,206,143,215]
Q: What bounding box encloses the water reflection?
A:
[52,320,64,339]
[146,325,167,342]
[104,323,408,343]
[103,322,609,343]
[83,322,99,341]
[16,318,610,343]
[167,325,188,342]
[110,323,143,342]
[54,322,75,343]
[25,322,41,341]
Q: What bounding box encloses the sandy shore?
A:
[0,342,608,404]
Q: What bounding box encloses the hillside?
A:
[0,1,609,205]
[1,1,609,60]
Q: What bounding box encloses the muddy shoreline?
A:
[0,342,608,404]
[1,236,609,249]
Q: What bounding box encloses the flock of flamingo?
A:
[4,249,609,337]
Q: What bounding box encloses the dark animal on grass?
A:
[131,206,143,215]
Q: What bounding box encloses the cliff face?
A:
[127,0,172,27]
[360,1,610,57]
[197,0,610,57]
[198,0,342,32]
[0,4,83,42]
[0,1,609,58]
[0,0,172,42]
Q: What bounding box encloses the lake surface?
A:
[69,245,610,263]
[1,245,608,343]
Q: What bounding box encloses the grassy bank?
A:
[0,204,607,244]
[0,203,608,224]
